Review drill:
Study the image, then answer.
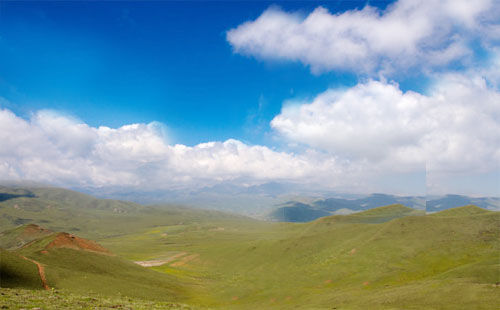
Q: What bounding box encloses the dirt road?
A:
[20,255,50,290]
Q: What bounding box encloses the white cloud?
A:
[1,72,497,196]
[271,74,500,178]
[227,0,499,74]
[2,69,498,195]
[0,107,348,190]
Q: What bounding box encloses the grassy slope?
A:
[0,224,54,250]
[0,249,42,289]
[0,187,246,239]
[1,187,498,309]
[0,288,206,310]
[1,228,195,303]
[429,204,492,217]
[100,206,499,310]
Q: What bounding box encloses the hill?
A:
[0,224,53,250]
[269,194,425,222]
[2,186,499,309]
[0,185,248,239]
[269,202,331,222]
[351,203,422,218]
[430,204,493,217]
[269,193,499,222]
[0,249,42,289]
[99,204,499,310]
[0,225,191,303]
[427,195,499,212]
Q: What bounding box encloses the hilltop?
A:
[0,224,191,303]
[0,185,249,239]
[426,195,499,212]
[0,224,53,250]
[269,194,426,222]
[430,204,494,217]
[269,193,498,222]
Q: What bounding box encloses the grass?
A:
[1,187,499,309]
[0,186,247,240]
[99,209,500,309]
[0,249,42,289]
[0,288,207,310]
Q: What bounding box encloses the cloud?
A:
[0,107,348,190]
[1,71,497,196]
[227,0,499,74]
[271,73,500,179]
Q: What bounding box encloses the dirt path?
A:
[20,255,50,290]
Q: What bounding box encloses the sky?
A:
[0,0,499,197]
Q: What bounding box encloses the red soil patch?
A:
[21,224,53,238]
[45,232,113,256]
[231,296,239,301]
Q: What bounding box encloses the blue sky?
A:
[0,0,498,197]
[1,0,394,145]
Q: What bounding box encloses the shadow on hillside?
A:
[0,193,36,202]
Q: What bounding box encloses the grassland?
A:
[1,187,499,309]
[0,186,246,240]
[0,288,206,310]
[99,205,500,309]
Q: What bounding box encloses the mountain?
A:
[0,185,248,239]
[430,204,494,217]
[97,204,499,310]
[426,195,499,212]
[269,194,425,222]
[270,193,500,222]
[1,185,499,309]
[269,202,331,222]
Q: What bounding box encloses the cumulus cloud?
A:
[227,0,499,74]
[271,74,500,178]
[1,72,497,196]
[0,107,351,190]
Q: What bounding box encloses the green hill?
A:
[353,203,415,216]
[0,224,54,250]
[99,204,499,310]
[0,186,247,239]
[269,202,331,222]
[430,204,493,217]
[2,187,499,309]
[0,249,42,289]
[1,225,192,303]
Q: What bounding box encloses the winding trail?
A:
[20,255,50,290]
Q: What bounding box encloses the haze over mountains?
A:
[71,181,500,221]
[1,181,498,223]
[270,193,499,222]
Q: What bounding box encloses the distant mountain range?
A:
[270,194,499,222]
[2,180,497,223]
[426,194,499,212]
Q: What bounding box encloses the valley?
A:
[1,186,499,309]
